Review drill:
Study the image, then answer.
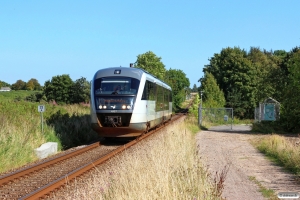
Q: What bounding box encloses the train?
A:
[90,66,172,137]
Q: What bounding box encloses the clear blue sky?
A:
[1,1,299,88]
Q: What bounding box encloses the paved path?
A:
[196,125,300,200]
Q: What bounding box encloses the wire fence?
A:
[199,108,233,129]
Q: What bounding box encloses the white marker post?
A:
[38,105,45,133]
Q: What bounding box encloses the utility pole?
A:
[198,91,203,126]
[200,91,203,108]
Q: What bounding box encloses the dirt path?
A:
[196,125,300,200]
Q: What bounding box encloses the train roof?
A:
[93,67,171,89]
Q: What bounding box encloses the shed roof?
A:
[263,97,280,104]
[0,87,11,90]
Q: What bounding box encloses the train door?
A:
[142,79,152,131]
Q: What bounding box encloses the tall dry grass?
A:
[58,120,222,200]
[253,134,300,175]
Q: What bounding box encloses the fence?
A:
[199,107,233,129]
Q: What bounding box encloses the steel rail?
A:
[0,142,100,186]
[20,113,185,200]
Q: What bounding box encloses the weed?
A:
[248,176,278,199]
[213,165,230,197]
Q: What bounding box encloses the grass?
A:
[251,121,291,134]
[0,90,37,100]
[184,115,201,134]
[0,100,52,173]
[251,134,300,176]
[248,176,278,199]
[56,120,224,200]
[0,95,100,174]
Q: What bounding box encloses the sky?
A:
[1,1,299,88]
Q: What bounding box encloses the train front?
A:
[90,68,143,137]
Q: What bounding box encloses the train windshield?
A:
[94,77,140,95]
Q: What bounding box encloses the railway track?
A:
[0,106,190,200]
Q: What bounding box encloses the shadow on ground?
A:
[205,124,253,134]
[46,110,101,150]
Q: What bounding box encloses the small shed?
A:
[0,87,11,92]
[255,97,280,122]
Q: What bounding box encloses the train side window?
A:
[149,82,156,101]
[142,80,156,100]
[141,81,148,100]
[164,87,169,110]
[156,85,160,111]
[156,84,165,111]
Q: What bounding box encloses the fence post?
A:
[199,106,202,126]
[231,108,233,130]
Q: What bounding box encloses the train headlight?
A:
[103,105,107,109]
[127,105,131,109]
[99,105,103,109]
[122,105,126,109]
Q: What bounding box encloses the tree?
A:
[273,49,288,59]
[11,80,26,90]
[25,92,46,102]
[199,72,225,108]
[134,51,166,80]
[203,47,258,118]
[191,84,198,92]
[43,75,74,104]
[280,47,300,131]
[165,69,190,109]
[28,78,42,90]
[26,80,35,90]
[247,47,277,103]
[43,75,90,104]
[0,81,10,88]
[70,77,90,103]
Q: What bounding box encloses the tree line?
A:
[134,51,190,109]
[0,76,91,104]
[199,46,300,132]
[0,79,42,90]
[1,51,191,110]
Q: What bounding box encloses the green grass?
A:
[0,90,38,100]
[248,176,278,199]
[233,118,253,125]
[182,95,203,134]
[0,92,100,174]
[184,115,201,134]
[251,121,293,134]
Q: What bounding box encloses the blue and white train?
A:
[90,66,172,137]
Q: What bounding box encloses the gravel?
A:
[196,125,300,200]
